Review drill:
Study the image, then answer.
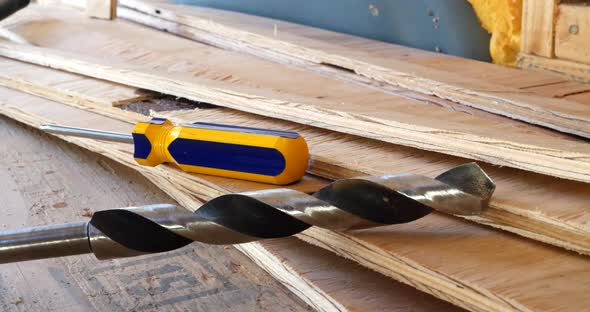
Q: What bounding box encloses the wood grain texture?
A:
[2,88,590,312]
[158,108,590,256]
[555,3,590,64]
[0,58,153,110]
[115,0,590,139]
[521,0,558,57]
[0,116,312,312]
[245,238,462,312]
[565,91,590,104]
[86,0,116,19]
[518,52,590,83]
[2,6,590,184]
[3,86,459,311]
[117,0,568,91]
[3,50,590,256]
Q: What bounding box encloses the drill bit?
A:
[0,163,494,264]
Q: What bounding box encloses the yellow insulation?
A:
[468,0,523,66]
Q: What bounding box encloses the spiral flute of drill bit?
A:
[0,163,494,263]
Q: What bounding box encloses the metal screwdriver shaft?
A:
[40,124,134,143]
[0,163,495,264]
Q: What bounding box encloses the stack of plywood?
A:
[1,1,590,311]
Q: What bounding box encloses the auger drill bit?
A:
[0,163,494,264]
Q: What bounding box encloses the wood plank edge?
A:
[236,242,347,312]
[297,228,514,312]
[518,53,590,83]
[1,42,589,184]
[118,0,590,138]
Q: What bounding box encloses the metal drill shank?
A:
[0,163,495,263]
[0,222,90,263]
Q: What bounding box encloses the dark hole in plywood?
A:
[319,62,356,74]
[120,95,217,116]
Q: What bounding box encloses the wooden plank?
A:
[0,88,464,311]
[121,0,589,96]
[2,8,590,184]
[87,0,116,19]
[2,89,590,312]
[244,238,463,312]
[160,108,590,255]
[0,114,459,312]
[555,3,590,64]
[114,0,590,138]
[3,51,589,256]
[565,91,590,104]
[0,116,311,312]
[118,0,566,90]
[2,8,590,255]
[521,0,558,57]
[520,80,590,98]
[518,52,590,83]
[0,58,153,110]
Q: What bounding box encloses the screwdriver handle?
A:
[132,118,309,185]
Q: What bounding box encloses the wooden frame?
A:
[519,0,590,83]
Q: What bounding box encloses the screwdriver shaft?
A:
[40,124,133,144]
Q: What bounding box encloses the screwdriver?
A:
[40,117,309,185]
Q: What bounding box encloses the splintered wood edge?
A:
[297,228,514,312]
[236,243,346,312]
[0,104,347,311]
[0,98,586,312]
[0,104,466,311]
[0,42,589,184]
[117,0,590,139]
[2,57,590,257]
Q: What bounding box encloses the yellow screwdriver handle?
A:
[131,118,309,185]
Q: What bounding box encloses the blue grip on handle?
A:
[132,133,152,159]
[168,138,286,176]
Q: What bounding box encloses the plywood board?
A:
[2,7,590,184]
[158,107,590,256]
[1,87,590,312]
[3,51,590,256]
[0,116,312,312]
[116,0,590,139]
[0,88,463,311]
[0,57,153,108]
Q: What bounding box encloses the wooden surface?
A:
[117,0,590,139]
[2,87,590,312]
[4,52,590,256]
[0,106,462,312]
[86,0,116,19]
[3,7,590,184]
[521,0,557,57]
[245,238,462,312]
[159,108,590,256]
[518,52,590,83]
[1,5,590,253]
[0,116,311,312]
[136,0,589,100]
[555,3,590,64]
[0,58,153,109]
